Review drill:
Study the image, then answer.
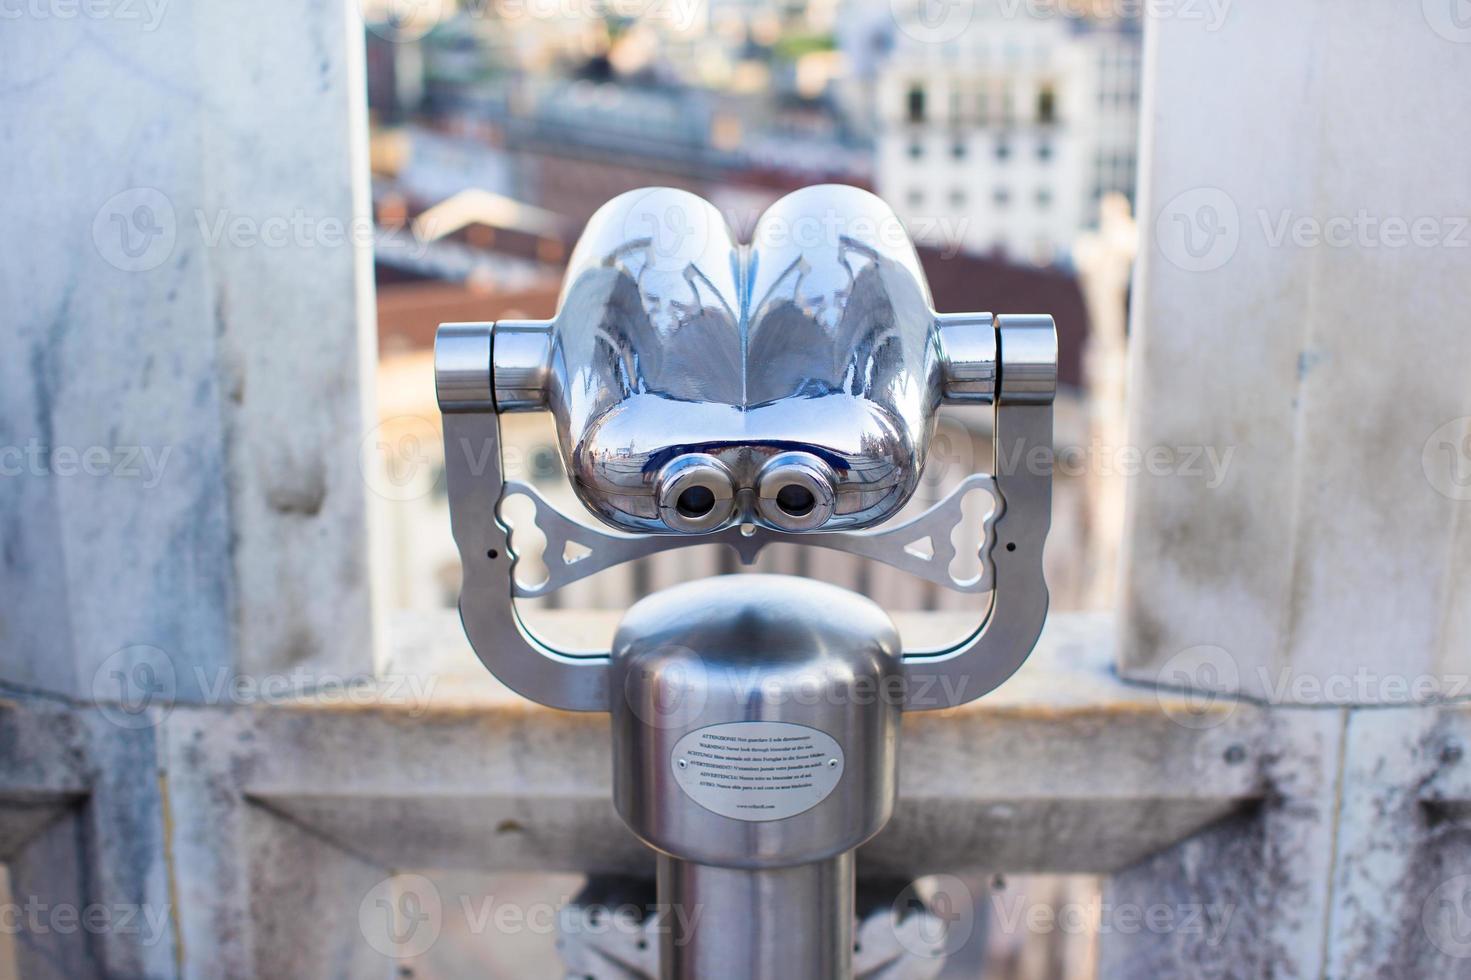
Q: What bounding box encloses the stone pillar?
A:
[1108,4,1471,975]
[0,3,380,977]
[0,0,381,703]
[1117,1,1471,703]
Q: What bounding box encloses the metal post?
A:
[658,854,854,980]
[611,575,902,980]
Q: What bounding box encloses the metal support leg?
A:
[658,853,854,980]
[610,576,903,980]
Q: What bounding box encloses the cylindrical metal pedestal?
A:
[657,852,854,980]
[611,576,903,980]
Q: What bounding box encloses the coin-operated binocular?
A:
[436,185,1055,979]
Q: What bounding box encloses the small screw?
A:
[1224,744,1247,765]
[677,759,687,769]
[827,758,839,768]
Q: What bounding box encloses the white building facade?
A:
[874,7,1140,265]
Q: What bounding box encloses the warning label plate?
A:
[670,721,845,822]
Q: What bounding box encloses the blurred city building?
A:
[876,3,1140,265]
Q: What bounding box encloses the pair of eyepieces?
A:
[655,452,837,533]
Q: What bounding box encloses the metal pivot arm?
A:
[900,314,1056,710]
[436,322,610,712]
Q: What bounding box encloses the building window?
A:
[1036,188,1052,208]
[1037,85,1056,124]
[951,139,966,160]
[909,140,923,159]
[993,187,1010,207]
[1037,141,1052,162]
[908,189,924,208]
[950,189,966,208]
[907,84,926,123]
[995,139,1011,161]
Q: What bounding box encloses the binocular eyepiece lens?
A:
[676,485,717,519]
[656,455,737,533]
[774,483,816,518]
[654,452,836,533]
[756,453,836,532]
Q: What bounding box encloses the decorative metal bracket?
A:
[503,474,1001,599]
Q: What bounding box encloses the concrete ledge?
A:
[201,610,1267,877]
[0,612,1270,878]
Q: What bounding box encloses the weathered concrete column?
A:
[1118,2,1471,703]
[1,3,380,977]
[0,0,381,702]
[1109,4,1471,976]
